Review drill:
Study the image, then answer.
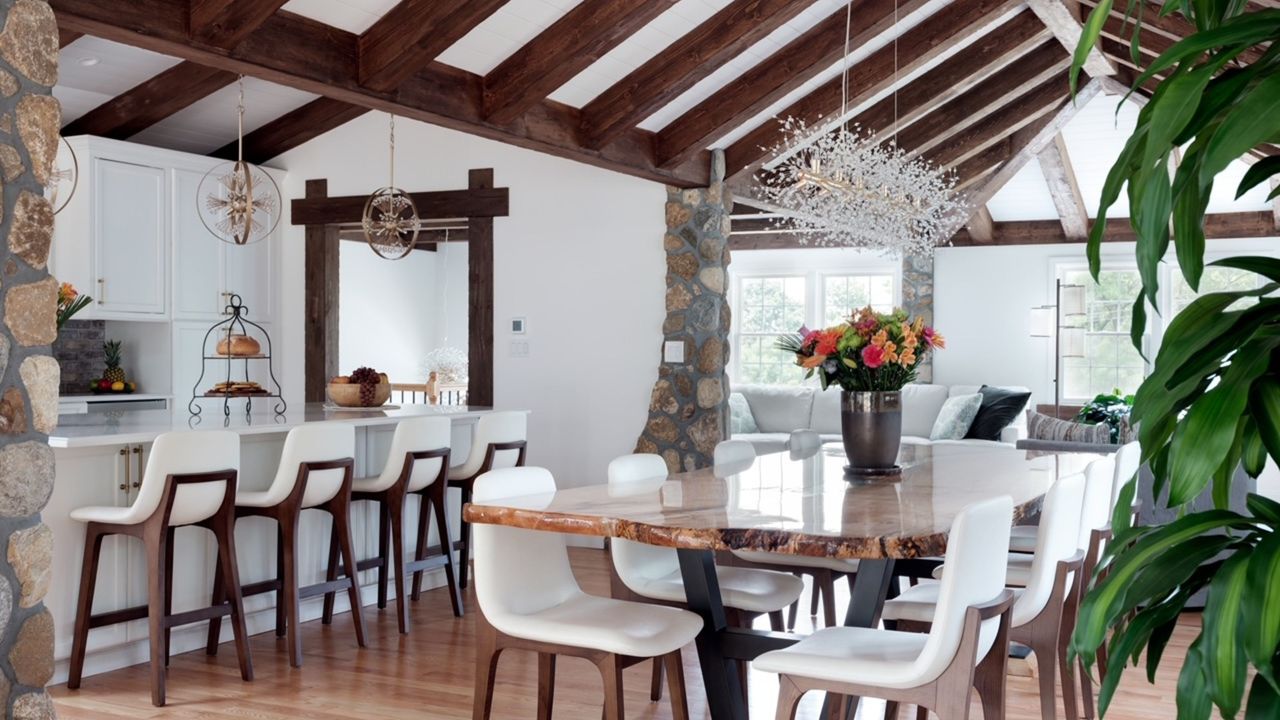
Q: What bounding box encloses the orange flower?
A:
[815,329,842,356]
[800,354,827,369]
[901,329,918,349]
[883,341,898,364]
[899,349,916,366]
[922,327,946,349]
[870,329,888,348]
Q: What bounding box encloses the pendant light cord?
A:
[892,0,899,143]
[840,0,852,123]
[389,114,396,188]
[236,75,245,164]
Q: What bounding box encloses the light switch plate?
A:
[663,341,685,364]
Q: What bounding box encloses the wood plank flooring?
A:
[51,548,1190,719]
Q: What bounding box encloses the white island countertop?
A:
[48,403,510,449]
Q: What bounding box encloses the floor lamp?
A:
[1031,279,1086,416]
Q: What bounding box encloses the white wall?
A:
[274,113,667,488]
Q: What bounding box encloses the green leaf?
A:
[1202,549,1253,716]
[1213,419,1247,510]
[1201,71,1280,186]
[1213,255,1280,284]
[1172,173,1210,290]
[1163,299,1280,389]
[1147,58,1230,171]
[1244,417,1269,478]
[1248,493,1280,526]
[1073,0,1115,95]
[1245,529,1280,689]
[1134,13,1280,88]
[1121,533,1238,611]
[1095,595,1187,714]
[1237,156,1280,199]
[1246,674,1280,720]
[1250,375,1280,462]
[1112,476,1138,534]
[1177,639,1213,720]
[1089,136,1144,279]
[1134,167,1172,307]
[1130,294,1148,356]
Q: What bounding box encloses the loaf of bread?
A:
[216,334,261,356]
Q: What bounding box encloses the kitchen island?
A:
[46,403,516,683]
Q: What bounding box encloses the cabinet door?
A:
[172,320,211,410]
[223,221,273,324]
[172,168,225,320]
[93,159,167,316]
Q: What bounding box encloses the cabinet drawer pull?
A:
[120,446,130,497]
[133,445,143,487]
[119,483,127,491]
[97,278,105,304]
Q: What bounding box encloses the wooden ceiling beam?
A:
[1081,0,1264,64]
[481,0,677,126]
[1038,133,1090,241]
[188,0,289,49]
[1026,0,1115,76]
[50,0,711,187]
[62,60,237,138]
[922,74,1069,169]
[950,210,1277,245]
[292,188,510,225]
[211,96,368,162]
[966,205,995,244]
[579,0,820,150]
[653,0,932,170]
[722,0,1023,178]
[358,0,508,93]
[954,141,1011,189]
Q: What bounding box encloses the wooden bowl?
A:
[326,382,391,408]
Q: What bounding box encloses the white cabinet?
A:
[172,168,225,319]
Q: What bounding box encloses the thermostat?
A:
[511,317,526,334]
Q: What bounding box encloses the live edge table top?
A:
[464,443,1102,560]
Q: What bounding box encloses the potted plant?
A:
[1069,3,1280,717]
[777,307,944,475]
[1073,389,1134,444]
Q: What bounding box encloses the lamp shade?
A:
[1060,326,1086,358]
[1029,306,1055,338]
[1060,283,1087,320]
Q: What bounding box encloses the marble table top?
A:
[464,443,1102,559]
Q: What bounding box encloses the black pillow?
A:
[965,385,1032,441]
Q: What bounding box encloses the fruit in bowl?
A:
[90,378,136,394]
[327,366,390,407]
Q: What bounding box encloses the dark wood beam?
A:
[653,0,932,170]
[303,179,339,403]
[578,0,819,150]
[721,0,1022,179]
[481,0,676,126]
[188,0,288,49]
[953,141,1010,189]
[358,0,508,93]
[922,74,1069,169]
[468,169,495,407]
[50,0,712,187]
[291,188,510,226]
[1083,0,1264,65]
[949,211,1277,245]
[212,97,368,163]
[893,41,1067,159]
[58,27,82,47]
[1038,133,1089,241]
[967,206,995,243]
[62,60,237,138]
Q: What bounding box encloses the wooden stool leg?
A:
[459,485,473,590]
[163,527,175,667]
[376,499,391,610]
[810,574,822,617]
[769,610,785,631]
[431,486,464,617]
[321,516,340,625]
[275,521,287,637]
[333,497,368,648]
[775,675,805,720]
[145,527,169,706]
[67,526,104,689]
[280,514,304,668]
[537,653,556,720]
[388,492,410,634]
[212,511,254,682]
[412,493,431,601]
[472,622,501,720]
[206,553,225,655]
[885,701,901,720]
[599,653,624,720]
[664,650,690,720]
[820,571,837,628]
[1034,639,1058,720]
[650,658,664,701]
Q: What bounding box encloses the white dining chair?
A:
[327,416,462,635]
[757,496,1017,720]
[67,430,251,707]
[471,466,703,720]
[884,472,1087,720]
[449,410,528,589]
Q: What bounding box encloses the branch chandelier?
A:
[755,0,967,255]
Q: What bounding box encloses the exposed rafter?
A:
[62,61,237,138]
[922,74,1069,169]
[211,97,368,163]
[1038,133,1089,241]
[653,0,931,170]
[949,211,1278,245]
[722,0,1023,179]
[481,0,677,125]
[966,205,995,243]
[578,0,818,150]
[358,0,509,93]
[1026,0,1115,76]
[188,0,289,49]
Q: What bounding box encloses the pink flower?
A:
[921,327,946,349]
[861,344,886,369]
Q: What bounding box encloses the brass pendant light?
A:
[362,113,419,260]
[197,76,282,246]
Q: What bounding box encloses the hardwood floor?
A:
[51,548,1189,719]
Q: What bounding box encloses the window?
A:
[1170,264,1266,315]
[1060,267,1147,402]
[730,268,899,385]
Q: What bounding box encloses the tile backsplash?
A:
[52,319,105,394]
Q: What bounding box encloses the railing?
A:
[390,379,468,406]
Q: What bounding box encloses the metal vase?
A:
[840,390,903,474]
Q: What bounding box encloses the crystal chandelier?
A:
[755,0,966,255]
[362,114,419,260]
[198,76,281,245]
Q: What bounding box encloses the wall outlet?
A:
[509,340,529,358]
[663,341,685,364]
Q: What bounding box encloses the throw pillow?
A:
[1026,410,1111,444]
[965,385,1033,441]
[930,393,984,440]
[728,392,758,434]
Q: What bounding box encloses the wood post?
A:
[468,169,495,408]
[303,179,340,403]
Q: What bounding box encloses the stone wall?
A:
[635,152,731,473]
[901,253,934,382]
[0,1,59,716]
[50,320,102,395]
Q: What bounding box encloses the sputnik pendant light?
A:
[198,76,282,245]
[362,113,419,260]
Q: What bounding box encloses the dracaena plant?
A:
[1069,2,1280,718]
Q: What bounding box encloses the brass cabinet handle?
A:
[120,446,130,496]
[133,445,143,489]
[97,278,105,304]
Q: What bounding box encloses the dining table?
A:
[463,441,1099,720]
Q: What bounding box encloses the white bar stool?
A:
[206,422,365,668]
[66,430,251,707]
[322,415,462,635]
[448,411,527,589]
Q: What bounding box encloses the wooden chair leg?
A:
[412,493,430,601]
[472,623,501,720]
[388,493,410,634]
[1033,639,1058,720]
[163,527,174,667]
[537,653,556,720]
[333,499,368,648]
[820,572,837,628]
[664,650,690,720]
[1081,659,1097,720]
[212,511,254,682]
[885,700,901,720]
[775,675,805,720]
[67,526,104,689]
[321,516,340,625]
[915,703,929,720]
[274,521,286,637]
[459,485,473,590]
[810,573,822,617]
[598,653,625,720]
[650,657,665,701]
[206,551,224,655]
[145,528,169,706]
[280,514,304,668]
[787,597,799,630]
[376,499,391,610]
[769,610,785,631]
[430,486,464,617]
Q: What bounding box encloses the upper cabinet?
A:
[52,137,280,324]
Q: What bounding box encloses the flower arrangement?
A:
[775,307,944,392]
[56,281,92,329]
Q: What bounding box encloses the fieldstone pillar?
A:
[636,152,732,473]
[901,253,934,382]
[0,1,60,717]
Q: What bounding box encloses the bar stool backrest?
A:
[452,411,527,480]
[1014,472,1086,627]
[471,467,578,635]
[132,430,240,527]
[1080,455,1117,544]
[1111,441,1142,511]
[608,454,677,589]
[912,496,1014,685]
[373,416,452,493]
[713,440,756,477]
[263,423,356,509]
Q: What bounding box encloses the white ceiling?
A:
[54,36,182,125]
[130,79,319,155]
[279,0,401,34]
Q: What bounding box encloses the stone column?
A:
[901,253,934,383]
[0,1,60,717]
[636,152,732,473]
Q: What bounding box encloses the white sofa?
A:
[730,383,1029,454]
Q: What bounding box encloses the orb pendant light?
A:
[198,76,282,246]
[362,114,419,260]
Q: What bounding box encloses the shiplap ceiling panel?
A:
[986,157,1060,221]
[129,78,320,154]
[279,0,401,34]
[434,0,585,76]
[56,37,183,123]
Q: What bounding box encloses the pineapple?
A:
[103,340,126,384]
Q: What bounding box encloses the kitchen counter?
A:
[48,402,505,448]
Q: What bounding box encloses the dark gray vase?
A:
[840,390,903,475]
